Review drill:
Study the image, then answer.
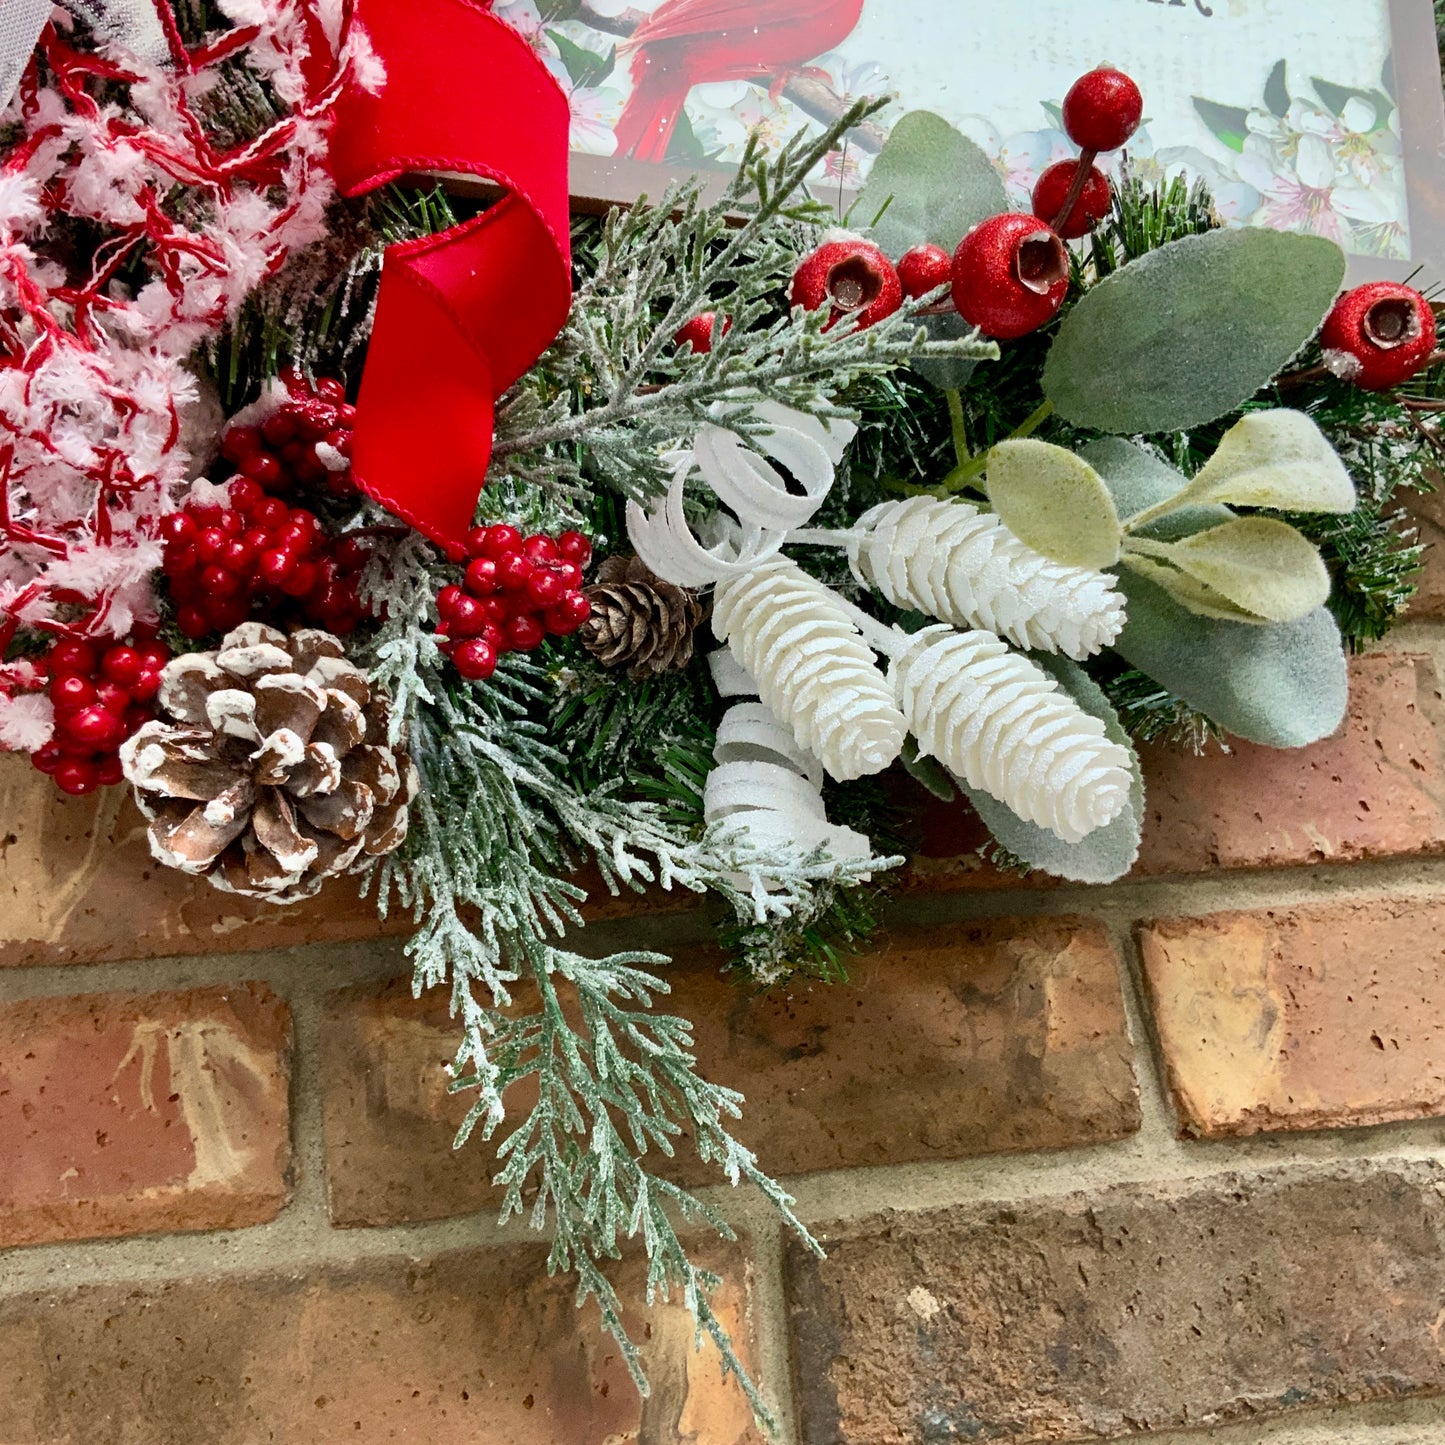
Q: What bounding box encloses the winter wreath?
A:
[0,0,1437,1426]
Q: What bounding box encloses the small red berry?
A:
[448,594,489,638]
[527,569,564,608]
[1062,67,1144,153]
[195,527,227,563]
[177,605,211,639]
[479,524,523,561]
[952,214,1071,340]
[453,639,498,681]
[30,743,63,775]
[95,682,132,715]
[558,531,592,566]
[437,584,466,619]
[256,498,290,530]
[49,674,96,710]
[1032,160,1112,239]
[96,754,125,787]
[209,597,251,631]
[138,643,170,671]
[131,669,163,702]
[160,512,197,546]
[1320,282,1438,391]
[54,758,101,796]
[262,412,297,446]
[65,704,126,749]
[896,243,953,301]
[228,477,264,513]
[479,622,507,652]
[523,535,560,564]
[497,553,535,592]
[315,377,347,405]
[221,425,261,463]
[48,640,98,677]
[281,562,318,598]
[556,561,584,590]
[676,312,732,353]
[258,548,295,586]
[549,591,593,634]
[507,613,546,651]
[790,237,904,331]
[465,558,499,595]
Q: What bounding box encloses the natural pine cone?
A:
[579,555,707,680]
[119,622,416,905]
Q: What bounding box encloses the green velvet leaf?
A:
[1112,570,1348,746]
[911,311,981,391]
[985,438,1122,568]
[1042,229,1347,435]
[957,654,1143,884]
[1080,437,1232,539]
[858,111,1007,257]
[1173,409,1357,513]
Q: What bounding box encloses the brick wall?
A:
[5,621,1445,1443]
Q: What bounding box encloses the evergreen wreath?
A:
[1,1,1439,1428]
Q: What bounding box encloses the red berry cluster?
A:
[220,369,357,501]
[30,635,171,795]
[161,477,370,640]
[437,525,593,681]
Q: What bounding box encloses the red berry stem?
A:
[1048,148,1099,233]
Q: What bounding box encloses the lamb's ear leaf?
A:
[956,654,1143,884]
[858,110,1007,255]
[985,438,1122,568]
[1112,569,1348,747]
[1043,228,1347,434]
[1158,516,1331,623]
[1173,409,1357,513]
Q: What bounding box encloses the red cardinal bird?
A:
[614,0,865,163]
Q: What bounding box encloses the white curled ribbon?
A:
[627,400,857,589]
[703,652,873,873]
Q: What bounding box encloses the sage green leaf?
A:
[1043,229,1347,434]
[985,438,1122,568]
[1159,516,1330,622]
[956,654,1142,884]
[1173,409,1357,513]
[1121,551,1268,623]
[1080,437,1234,540]
[911,311,981,391]
[1113,570,1348,746]
[858,111,1007,256]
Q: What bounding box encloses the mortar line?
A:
[1103,912,1181,1148]
[726,1202,803,1445]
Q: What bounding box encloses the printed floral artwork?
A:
[495,1,1409,261]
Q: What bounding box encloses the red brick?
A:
[1138,896,1445,1138]
[323,920,1139,1227]
[0,756,695,967]
[0,1242,761,1445]
[0,984,291,1245]
[786,1163,1445,1444]
[1135,652,1445,874]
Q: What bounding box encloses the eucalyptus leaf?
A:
[858,111,1007,256]
[1043,228,1347,435]
[957,654,1143,884]
[1174,409,1357,513]
[911,311,981,391]
[985,438,1122,568]
[1113,570,1348,746]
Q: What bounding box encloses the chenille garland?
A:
[1,2,1440,1427]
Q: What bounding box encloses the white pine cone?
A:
[848,496,1125,659]
[120,623,416,905]
[712,555,906,781]
[892,625,1133,844]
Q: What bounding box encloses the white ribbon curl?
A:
[627,401,856,589]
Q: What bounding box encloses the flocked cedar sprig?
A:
[357,526,895,1425]
[489,99,996,505]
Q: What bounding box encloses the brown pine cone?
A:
[579,556,707,680]
[119,622,416,905]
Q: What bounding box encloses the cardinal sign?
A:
[524,0,1445,286]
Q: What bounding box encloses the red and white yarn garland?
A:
[0,0,374,753]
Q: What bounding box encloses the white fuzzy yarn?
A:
[848,496,1126,659]
[892,625,1133,843]
[712,556,906,782]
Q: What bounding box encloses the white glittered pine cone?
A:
[848,496,1125,660]
[712,556,906,781]
[892,625,1133,844]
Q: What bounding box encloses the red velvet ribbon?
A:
[328,0,573,557]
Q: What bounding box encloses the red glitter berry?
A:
[1320,282,1438,392]
[675,312,732,353]
[1032,161,1112,240]
[952,214,1071,341]
[1062,67,1144,154]
[896,243,953,301]
[790,237,904,331]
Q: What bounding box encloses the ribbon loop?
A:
[330,0,572,555]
